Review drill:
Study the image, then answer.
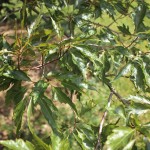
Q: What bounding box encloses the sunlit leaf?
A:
[0,139,35,150]
[105,127,135,150]
[27,100,50,150]
[114,63,131,80]
[122,139,135,150]
[131,63,146,91]
[50,16,61,37]
[13,99,26,134]
[134,3,146,32]
[28,14,42,38]
[128,95,150,105]
[31,80,48,104]
[3,70,31,81]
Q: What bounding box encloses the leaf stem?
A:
[95,92,113,150]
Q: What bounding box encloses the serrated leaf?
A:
[27,100,49,150]
[0,77,12,91]
[31,80,49,104]
[102,124,116,144]
[50,16,61,37]
[74,130,93,150]
[71,52,87,78]
[105,127,135,150]
[122,139,135,150]
[131,63,145,90]
[128,95,150,105]
[134,3,146,32]
[115,2,128,15]
[13,99,26,134]
[61,80,83,92]
[54,87,77,113]
[103,52,110,73]
[5,81,27,105]
[128,102,150,115]
[114,105,126,120]
[118,24,131,35]
[28,14,42,38]
[38,96,57,131]
[0,139,35,150]
[12,70,31,81]
[114,63,131,80]
[3,70,31,81]
[74,45,99,62]
[139,125,150,138]
[50,132,70,150]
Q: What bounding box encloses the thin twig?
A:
[83,19,120,35]
[126,37,138,48]
[30,46,70,70]
[107,14,123,27]
[95,92,113,150]
[107,84,130,105]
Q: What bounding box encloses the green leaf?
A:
[50,132,61,150]
[61,80,83,92]
[13,99,26,134]
[50,132,70,150]
[5,81,27,105]
[54,87,77,113]
[31,80,49,104]
[38,96,57,131]
[128,95,150,105]
[59,138,70,150]
[134,3,146,32]
[0,77,13,91]
[131,63,146,91]
[102,124,116,144]
[122,140,135,150]
[138,125,150,138]
[27,100,49,150]
[74,130,93,150]
[117,24,131,35]
[128,102,150,115]
[71,52,87,78]
[50,16,61,37]
[105,127,135,150]
[74,45,99,63]
[145,138,150,150]
[12,70,31,81]
[115,2,128,15]
[3,70,31,81]
[114,105,126,120]
[27,14,42,38]
[0,139,35,150]
[114,63,131,80]
[103,52,110,73]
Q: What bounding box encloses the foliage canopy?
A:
[0,0,150,149]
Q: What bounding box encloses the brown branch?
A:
[83,19,120,35]
[107,14,123,27]
[30,47,70,70]
[107,84,130,105]
[95,92,113,150]
[126,37,138,48]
